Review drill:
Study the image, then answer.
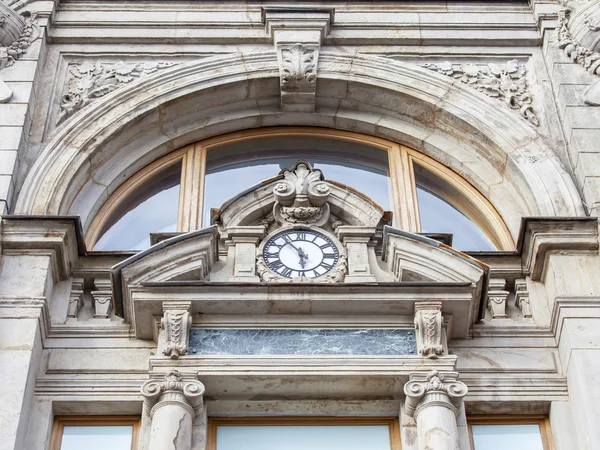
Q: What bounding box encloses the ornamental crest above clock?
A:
[256,161,348,283]
[212,159,388,284]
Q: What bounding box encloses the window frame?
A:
[467,415,555,450]
[49,415,140,450]
[206,416,401,450]
[86,127,514,252]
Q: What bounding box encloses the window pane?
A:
[60,426,133,450]
[216,425,392,450]
[472,424,544,450]
[94,162,181,251]
[417,186,495,251]
[203,136,391,225]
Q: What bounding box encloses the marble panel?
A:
[189,328,417,356]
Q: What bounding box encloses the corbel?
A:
[91,277,112,318]
[514,278,533,318]
[414,301,445,359]
[161,301,192,359]
[66,278,84,318]
[487,278,509,319]
[263,7,333,112]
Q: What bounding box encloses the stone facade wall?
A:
[1,1,600,450]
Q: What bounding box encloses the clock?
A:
[262,229,340,279]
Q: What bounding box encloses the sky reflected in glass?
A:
[216,425,392,450]
[60,426,133,450]
[472,424,544,450]
[417,186,496,251]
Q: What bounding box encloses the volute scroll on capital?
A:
[403,370,468,418]
[141,370,205,418]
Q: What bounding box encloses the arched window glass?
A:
[203,135,391,224]
[86,129,513,253]
[93,162,181,251]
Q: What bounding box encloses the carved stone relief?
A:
[273,160,331,226]
[57,60,177,125]
[414,301,444,359]
[162,302,192,359]
[277,43,318,111]
[422,59,539,126]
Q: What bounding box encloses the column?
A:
[403,370,468,450]
[141,370,205,450]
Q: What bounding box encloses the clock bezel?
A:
[257,225,345,281]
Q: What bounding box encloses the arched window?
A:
[87,128,513,252]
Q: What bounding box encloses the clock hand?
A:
[297,247,308,268]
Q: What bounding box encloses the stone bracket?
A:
[161,301,192,359]
[67,278,85,319]
[91,277,112,318]
[514,278,533,318]
[263,7,333,112]
[414,301,445,359]
[487,278,509,319]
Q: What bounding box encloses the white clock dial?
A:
[262,229,339,279]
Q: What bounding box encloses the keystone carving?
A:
[141,370,205,418]
[414,301,444,358]
[487,278,509,319]
[57,60,177,125]
[280,43,317,90]
[404,370,468,418]
[91,277,112,318]
[273,160,331,226]
[422,60,538,126]
[66,278,84,318]
[162,301,192,359]
[514,278,533,319]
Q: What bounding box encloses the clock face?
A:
[262,229,339,279]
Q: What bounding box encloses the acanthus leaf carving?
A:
[276,43,319,111]
[162,301,192,359]
[57,60,177,126]
[422,59,539,126]
[273,160,331,226]
[414,301,444,359]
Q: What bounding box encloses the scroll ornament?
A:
[140,370,205,418]
[273,160,331,226]
[404,370,468,418]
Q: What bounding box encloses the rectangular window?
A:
[468,416,553,450]
[207,417,401,450]
[50,416,140,450]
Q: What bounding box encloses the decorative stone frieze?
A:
[273,160,331,226]
[141,370,205,450]
[514,278,533,319]
[57,60,177,125]
[91,277,112,318]
[66,278,84,319]
[404,371,468,450]
[422,60,538,126]
[264,7,332,111]
[414,302,444,359]
[487,278,509,319]
[162,301,192,359]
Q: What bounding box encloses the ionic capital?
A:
[141,370,205,419]
[403,370,468,418]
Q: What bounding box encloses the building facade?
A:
[1,0,600,449]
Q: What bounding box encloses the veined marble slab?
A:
[188,328,417,355]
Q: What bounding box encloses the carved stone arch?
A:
[15,51,584,240]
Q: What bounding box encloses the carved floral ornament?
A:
[57,60,178,125]
[422,60,538,126]
[279,43,317,92]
